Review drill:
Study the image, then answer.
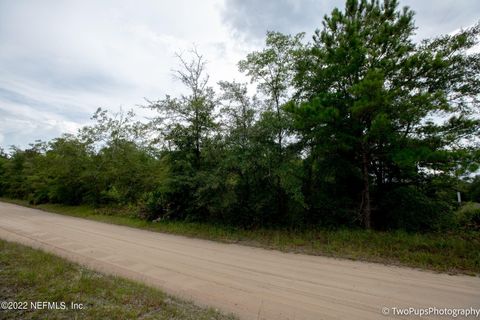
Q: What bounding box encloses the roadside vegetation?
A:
[0,1,479,273]
[3,198,479,275]
[0,239,236,320]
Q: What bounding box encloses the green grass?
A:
[2,198,480,275]
[0,239,237,320]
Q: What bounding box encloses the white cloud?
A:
[0,0,252,148]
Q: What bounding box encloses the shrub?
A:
[377,186,452,232]
[466,177,480,202]
[455,202,480,231]
[137,190,167,221]
[98,186,122,205]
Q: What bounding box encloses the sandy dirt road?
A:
[0,202,479,319]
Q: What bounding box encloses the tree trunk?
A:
[361,146,371,229]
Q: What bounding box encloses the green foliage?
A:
[377,186,452,231]
[455,203,480,231]
[289,0,479,228]
[0,109,158,207]
[465,177,480,202]
[137,189,167,221]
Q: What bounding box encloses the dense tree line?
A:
[1,0,479,231]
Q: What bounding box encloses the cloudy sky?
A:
[0,0,478,149]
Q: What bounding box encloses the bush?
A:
[455,202,480,231]
[377,186,452,232]
[137,190,167,221]
[466,177,480,202]
[98,186,122,205]
[27,189,49,205]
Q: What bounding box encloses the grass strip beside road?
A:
[0,239,236,320]
[2,198,479,275]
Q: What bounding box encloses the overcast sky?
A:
[1,0,478,150]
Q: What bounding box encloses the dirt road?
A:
[1,202,479,319]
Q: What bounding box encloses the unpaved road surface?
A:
[1,202,479,319]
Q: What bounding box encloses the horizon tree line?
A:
[1,0,479,231]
